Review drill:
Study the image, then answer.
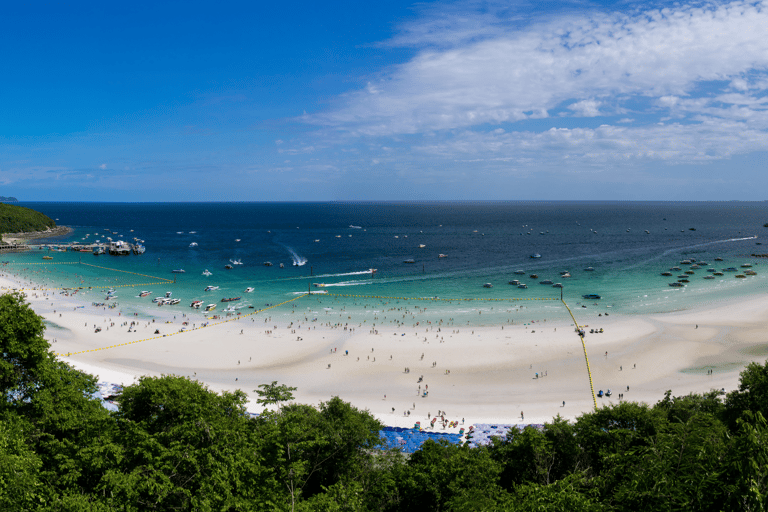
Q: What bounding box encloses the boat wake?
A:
[282,245,307,266]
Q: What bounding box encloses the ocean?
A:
[6,201,768,327]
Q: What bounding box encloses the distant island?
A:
[0,196,18,202]
[0,203,68,244]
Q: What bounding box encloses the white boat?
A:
[245,287,255,293]
[279,263,284,268]
[230,259,243,265]
[438,254,447,258]
[165,291,172,298]
[191,300,203,308]
[189,242,198,247]
[513,270,525,275]
[172,269,185,273]
[202,269,212,276]
[139,291,151,297]
[204,285,219,291]
[205,304,216,311]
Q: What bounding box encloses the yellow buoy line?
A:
[560,298,597,409]
[4,261,174,292]
[56,293,310,357]
[321,292,559,302]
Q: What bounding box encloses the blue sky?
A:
[3,0,768,201]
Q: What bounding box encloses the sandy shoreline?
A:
[3,266,764,432]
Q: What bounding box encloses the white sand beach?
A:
[3,268,763,431]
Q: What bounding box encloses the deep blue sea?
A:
[7,201,768,326]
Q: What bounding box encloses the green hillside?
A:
[0,203,56,234]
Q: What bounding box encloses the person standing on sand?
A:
[521,411,524,421]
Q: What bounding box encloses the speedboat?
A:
[202,269,213,276]
[221,297,241,302]
[509,280,520,285]
[438,254,447,258]
[530,254,541,259]
[517,284,528,289]
[513,270,526,275]
[584,266,595,271]
[582,294,601,300]
[483,283,493,288]
[703,275,715,280]
[230,259,243,265]
[172,269,185,273]
[539,280,553,285]
[244,287,255,293]
[139,291,151,297]
[313,283,325,287]
[529,274,538,279]
[189,242,198,247]
[403,259,415,264]
[205,304,216,311]
[419,244,426,248]
[714,257,724,261]
[279,263,284,268]
[552,283,563,288]
[191,300,204,308]
[225,264,233,269]
[263,262,272,267]
[204,285,219,291]
[661,272,673,276]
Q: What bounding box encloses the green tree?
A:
[255,381,297,411]
[725,360,768,430]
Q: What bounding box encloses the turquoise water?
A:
[5,201,768,327]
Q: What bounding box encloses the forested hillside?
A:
[0,203,56,234]
[1,292,767,511]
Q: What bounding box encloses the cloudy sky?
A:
[3,0,768,201]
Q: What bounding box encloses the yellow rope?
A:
[560,298,597,409]
[322,293,558,302]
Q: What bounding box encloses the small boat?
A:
[279,263,284,268]
[483,283,493,288]
[539,280,553,285]
[189,242,198,247]
[552,283,563,288]
[245,287,255,293]
[202,269,212,276]
[735,274,747,279]
[745,270,757,275]
[235,239,241,242]
[263,262,272,267]
[669,282,684,287]
[670,266,682,271]
[225,264,234,269]
[560,272,571,278]
[685,270,695,275]
[513,270,526,275]
[419,244,426,248]
[690,265,700,269]
[139,291,151,297]
[707,268,717,272]
[43,255,53,260]
[438,254,447,258]
[703,275,715,280]
[313,283,325,287]
[230,259,243,265]
[724,267,738,272]
[661,272,673,276]
[715,257,724,261]
[204,285,219,291]
[165,291,172,298]
[191,300,204,308]
[172,269,185,273]
[518,284,528,289]
[678,275,689,279]
[582,294,601,300]
[509,280,520,285]
[168,298,180,305]
[221,297,241,302]
[205,304,216,311]
[713,272,724,276]
[403,259,416,264]
[584,266,595,271]
[529,274,538,279]
[678,279,689,283]
[741,263,753,268]
[680,259,692,265]
[530,254,541,259]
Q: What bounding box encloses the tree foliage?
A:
[0,203,55,234]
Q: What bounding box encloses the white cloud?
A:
[99,163,107,170]
[308,0,768,142]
